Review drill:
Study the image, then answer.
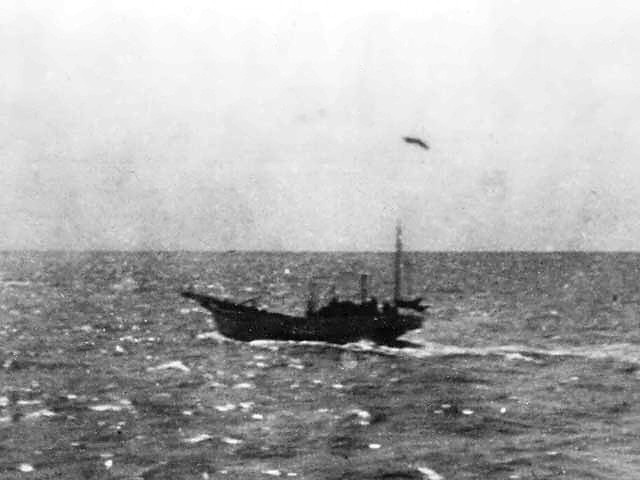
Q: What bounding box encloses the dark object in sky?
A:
[403,136,430,150]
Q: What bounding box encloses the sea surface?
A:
[1,251,640,479]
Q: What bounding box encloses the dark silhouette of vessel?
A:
[181,224,426,345]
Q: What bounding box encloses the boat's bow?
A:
[180,291,239,312]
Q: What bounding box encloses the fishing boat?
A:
[181,224,427,345]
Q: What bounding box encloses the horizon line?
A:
[0,249,637,254]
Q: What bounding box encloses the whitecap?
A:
[349,408,371,425]
[215,403,236,412]
[197,331,234,342]
[3,281,31,288]
[351,409,371,419]
[89,404,124,412]
[504,352,538,362]
[17,400,42,406]
[184,434,212,444]
[18,463,34,473]
[24,409,56,419]
[221,437,242,445]
[148,361,190,373]
[0,396,9,407]
[248,340,280,351]
[232,382,253,389]
[262,470,281,476]
[417,466,444,480]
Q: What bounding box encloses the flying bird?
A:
[402,136,429,151]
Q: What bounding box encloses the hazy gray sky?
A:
[3,0,640,250]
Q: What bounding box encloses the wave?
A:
[1,280,32,288]
[347,339,640,365]
[196,330,640,365]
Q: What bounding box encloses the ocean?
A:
[1,251,639,479]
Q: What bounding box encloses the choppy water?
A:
[1,251,640,479]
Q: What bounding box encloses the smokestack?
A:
[360,273,369,303]
[394,221,403,303]
[306,280,319,315]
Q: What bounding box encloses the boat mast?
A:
[394,221,402,303]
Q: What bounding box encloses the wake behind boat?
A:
[181,224,427,345]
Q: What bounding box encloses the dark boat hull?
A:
[182,292,423,345]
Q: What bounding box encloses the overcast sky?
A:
[3,0,640,250]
